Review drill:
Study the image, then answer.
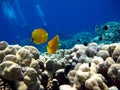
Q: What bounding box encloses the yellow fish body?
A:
[47,35,60,54]
[31,29,48,44]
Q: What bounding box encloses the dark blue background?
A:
[0,0,120,44]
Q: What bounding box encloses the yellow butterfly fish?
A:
[31,28,48,44]
[47,35,60,54]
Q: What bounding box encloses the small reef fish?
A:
[31,28,48,44]
[99,36,103,41]
[47,35,60,54]
[103,25,109,30]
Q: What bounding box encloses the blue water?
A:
[0,0,120,46]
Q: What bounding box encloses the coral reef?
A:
[59,21,120,49]
[91,21,120,44]
[0,61,24,80]
[0,40,120,90]
[60,32,94,49]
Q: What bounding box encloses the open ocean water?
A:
[0,0,120,49]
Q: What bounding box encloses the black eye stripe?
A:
[31,38,34,41]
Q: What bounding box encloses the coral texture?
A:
[0,41,120,90]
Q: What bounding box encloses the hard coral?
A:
[4,46,17,55]
[107,44,116,57]
[0,41,8,50]
[23,46,40,59]
[3,54,19,64]
[0,77,16,90]
[97,50,110,60]
[94,22,120,44]
[85,46,97,57]
[105,57,115,67]
[85,74,108,90]
[59,84,77,90]
[116,56,120,63]
[109,86,119,90]
[0,61,24,80]
[24,67,41,90]
[0,51,5,62]
[112,45,120,61]
[107,64,120,79]
[74,70,90,89]
[17,81,27,90]
[29,59,40,71]
[16,48,32,66]
[67,70,76,85]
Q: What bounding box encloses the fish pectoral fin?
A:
[59,43,61,46]
[46,33,48,36]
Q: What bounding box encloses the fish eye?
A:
[31,38,34,41]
